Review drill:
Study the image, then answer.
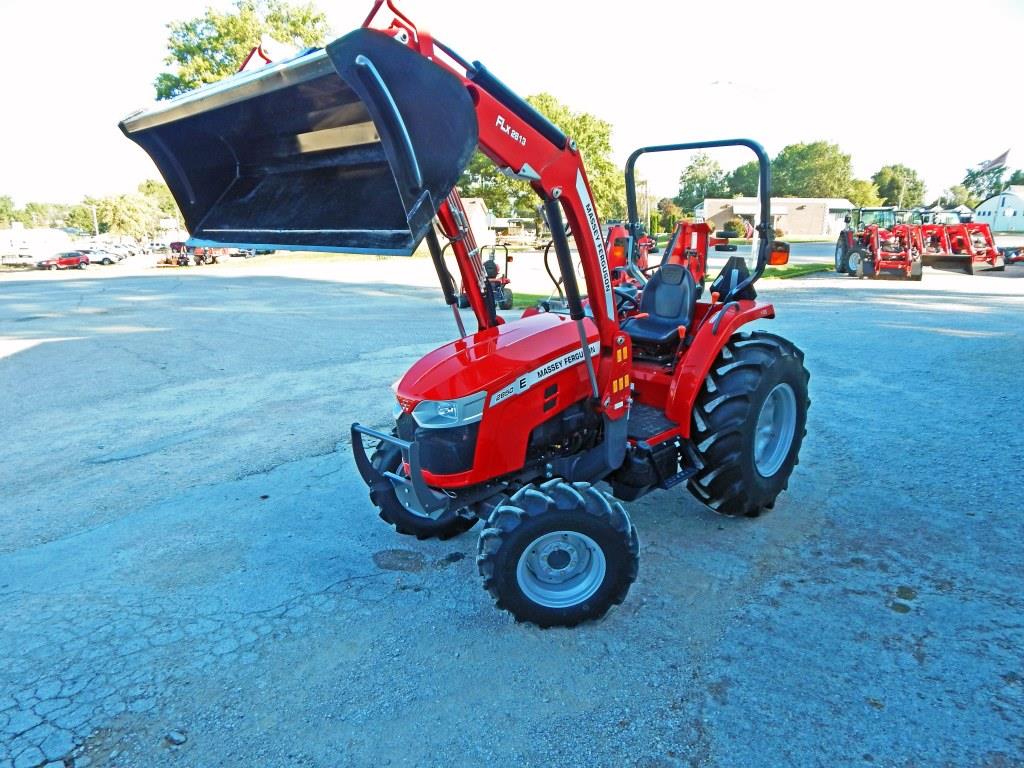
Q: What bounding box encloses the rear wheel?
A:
[477,480,639,627]
[499,289,514,311]
[834,240,848,273]
[369,439,477,540]
[102,258,113,265]
[687,331,810,517]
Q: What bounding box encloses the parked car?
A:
[37,252,89,270]
[77,248,121,265]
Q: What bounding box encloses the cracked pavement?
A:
[1,264,1023,767]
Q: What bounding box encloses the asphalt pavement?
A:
[1,262,1022,767]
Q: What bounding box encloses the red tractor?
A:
[457,243,514,310]
[120,0,809,628]
[835,207,922,280]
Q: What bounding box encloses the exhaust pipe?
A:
[120,29,478,255]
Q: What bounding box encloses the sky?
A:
[1,0,1022,208]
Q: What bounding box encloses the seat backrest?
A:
[640,263,697,327]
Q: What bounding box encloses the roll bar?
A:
[625,139,772,302]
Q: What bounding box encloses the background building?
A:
[696,197,855,237]
[974,186,1024,232]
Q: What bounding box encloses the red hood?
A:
[396,312,599,408]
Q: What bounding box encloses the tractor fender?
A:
[664,301,776,436]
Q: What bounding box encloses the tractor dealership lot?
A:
[1,265,1023,767]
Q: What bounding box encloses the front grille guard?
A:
[351,423,449,515]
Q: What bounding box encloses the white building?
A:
[695,197,854,237]
[974,186,1024,232]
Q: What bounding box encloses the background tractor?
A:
[120,0,809,628]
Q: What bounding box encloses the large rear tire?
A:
[687,331,810,517]
[499,289,514,311]
[834,239,848,273]
[477,480,639,627]
[369,439,477,540]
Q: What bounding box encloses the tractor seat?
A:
[621,263,696,346]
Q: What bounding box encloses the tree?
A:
[458,151,536,218]
[726,160,760,197]
[456,93,627,221]
[528,93,626,220]
[846,179,882,208]
[155,0,329,100]
[138,180,183,224]
[772,142,853,198]
[962,165,1005,204]
[674,153,728,212]
[871,164,925,207]
[937,184,976,209]
[0,196,15,228]
[656,198,683,232]
[1007,169,1024,186]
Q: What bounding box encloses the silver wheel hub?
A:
[754,383,798,477]
[516,531,606,608]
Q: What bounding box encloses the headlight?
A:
[412,390,486,429]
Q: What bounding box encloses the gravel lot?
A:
[1,262,1022,767]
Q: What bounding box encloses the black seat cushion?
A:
[621,264,696,346]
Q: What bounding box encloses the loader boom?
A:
[359,4,632,415]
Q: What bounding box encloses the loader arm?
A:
[361,4,631,415]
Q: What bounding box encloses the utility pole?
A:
[90,205,99,236]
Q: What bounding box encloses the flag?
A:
[978,150,1010,173]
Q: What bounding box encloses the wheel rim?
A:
[516,531,606,609]
[754,383,798,477]
[849,252,861,271]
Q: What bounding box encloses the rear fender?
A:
[665,300,775,435]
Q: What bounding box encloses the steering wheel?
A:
[613,286,640,317]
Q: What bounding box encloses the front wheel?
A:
[847,248,867,278]
[687,331,810,517]
[369,440,477,540]
[477,480,639,627]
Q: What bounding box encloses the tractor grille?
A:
[396,413,479,475]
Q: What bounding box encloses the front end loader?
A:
[121,0,809,628]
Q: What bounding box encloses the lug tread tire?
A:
[477,480,639,628]
[369,440,477,540]
[687,331,810,518]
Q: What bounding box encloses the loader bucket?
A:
[120,29,478,255]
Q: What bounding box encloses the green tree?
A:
[726,160,760,197]
[155,0,329,100]
[937,184,976,209]
[456,93,627,221]
[458,151,536,218]
[65,200,102,235]
[138,179,183,224]
[88,195,163,240]
[656,198,683,231]
[962,165,1005,204]
[528,93,626,219]
[871,164,925,207]
[1007,169,1024,186]
[0,196,15,228]
[674,153,728,212]
[846,179,883,208]
[772,142,853,198]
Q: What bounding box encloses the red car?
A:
[36,251,90,270]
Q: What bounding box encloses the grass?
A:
[761,262,831,279]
